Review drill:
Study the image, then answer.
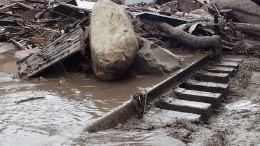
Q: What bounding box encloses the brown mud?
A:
[77,55,260,146]
[1,42,260,145]
[0,43,166,145]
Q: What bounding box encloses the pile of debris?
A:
[0,0,259,81]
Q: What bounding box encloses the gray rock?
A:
[90,0,139,81]
[134,38,181,75]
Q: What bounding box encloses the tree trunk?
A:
[157,22,221,50]
[231,22,260,38]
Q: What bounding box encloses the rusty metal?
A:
[86,54,210,133]
[134,12,188,26]
[18,26,84,78]
[146,54,210,102]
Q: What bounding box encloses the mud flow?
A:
[1,43,260,146]
[0,43,167,145]
[77,55,260,146]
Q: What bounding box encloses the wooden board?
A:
[18,27,84,78]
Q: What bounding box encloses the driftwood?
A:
[15,97,45,104]
[231,22,260,38]
[157,22,221,50]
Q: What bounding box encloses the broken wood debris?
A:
[18,26,84,78]
[0,0,258,80]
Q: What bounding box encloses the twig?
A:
[0,3,17,12]
[212,4,220,16]
[15,97,45,104]
[196,0,216,12]
[60,62,69,77]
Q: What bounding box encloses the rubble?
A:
[0,0,260,145]
[210,0,260,24]
[90,0,139,80]
[0,0,258,80]
[18,27,84,78]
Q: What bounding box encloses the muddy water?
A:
[0,43,166,145]
[0,43,18,74]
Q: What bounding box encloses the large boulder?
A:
[90,0,139,81]
[134,38,181,75]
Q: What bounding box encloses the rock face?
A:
[90,0,139,81]
[134,38,181,75]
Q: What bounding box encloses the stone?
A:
[133,37,181,75]
[90,0,139,81]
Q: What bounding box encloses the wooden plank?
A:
[156,97,213,121]
[0,3,17,12]
[18,27,84,78]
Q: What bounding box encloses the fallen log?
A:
[231,22,260,38]
[157,22,221,50]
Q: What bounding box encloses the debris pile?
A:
[0,0,259,80]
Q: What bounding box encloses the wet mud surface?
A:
[0,72,167,145]
[190,58,260,145]
[78,55,260,146]
[0,43,166,145]
[1,42,260,146]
